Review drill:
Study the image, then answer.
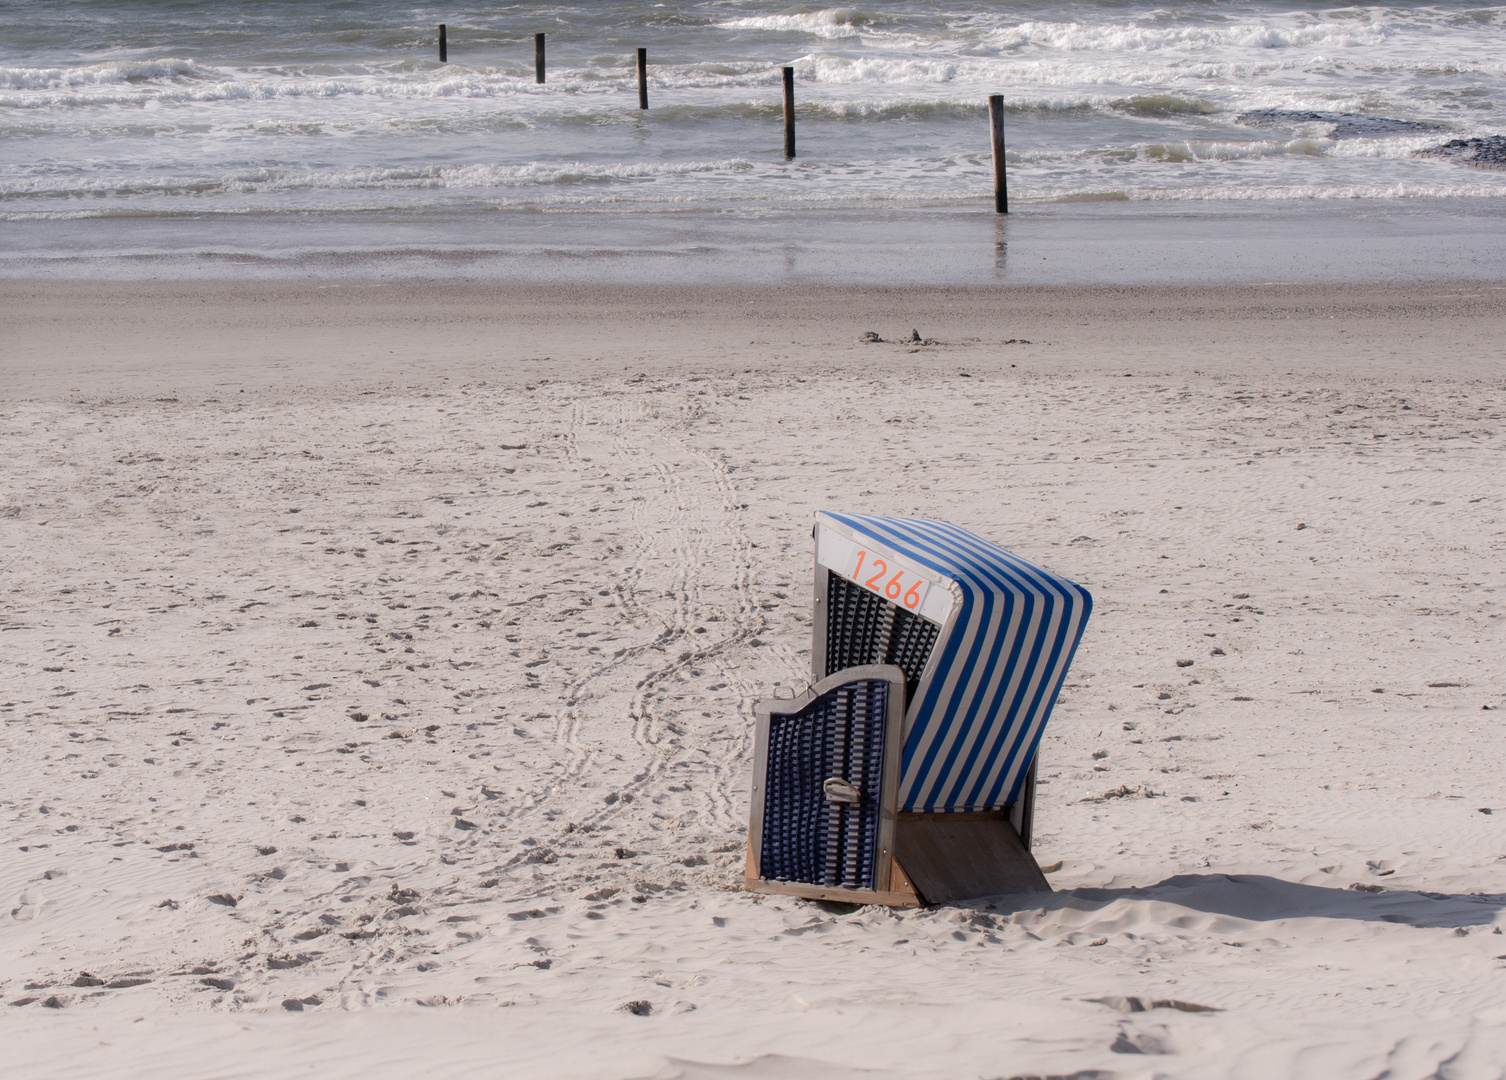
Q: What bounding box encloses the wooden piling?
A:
[989,94,1007,214]
[637,48,648,109]
[782,67,795,159]
[438,24,447,63]
[535,33,546,84]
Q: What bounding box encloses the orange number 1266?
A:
[848,549,930,612]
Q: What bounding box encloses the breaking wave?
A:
[0,57,207,89]
[716,8,873,39]
[0,159,758,200]
[987,16,1402,53]
[1033,182,1506,202]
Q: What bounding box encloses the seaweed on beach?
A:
[1234,109,1444,139]
[1415,136,1506,172]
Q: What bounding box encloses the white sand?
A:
[2,284,1505,1078]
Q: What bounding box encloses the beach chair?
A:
[746,513,1093,906]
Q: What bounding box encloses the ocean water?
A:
[3,1,1505,282]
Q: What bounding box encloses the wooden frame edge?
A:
[744,876,922,909]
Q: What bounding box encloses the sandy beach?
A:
[2,281,1504,1078]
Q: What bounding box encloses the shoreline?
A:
[8,199,1506,289]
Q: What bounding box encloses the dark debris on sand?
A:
[860,329,940,347]
[1416,136,1506,172]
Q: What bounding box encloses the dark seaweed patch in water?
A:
[1416,136,1506,172]
[1235,110,1445,139]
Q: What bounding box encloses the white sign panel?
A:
[817,526,954,625]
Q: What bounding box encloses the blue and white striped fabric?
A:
[820,513,1093,812]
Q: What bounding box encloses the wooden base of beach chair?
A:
[744,809,1047,907]
[742,878,925,907]
[744,838,923,907]
[892,810,1050,903]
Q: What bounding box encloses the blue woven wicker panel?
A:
[760,678,889,890]
[825,574,940,707]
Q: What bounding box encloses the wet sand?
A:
[4,280,1506,396]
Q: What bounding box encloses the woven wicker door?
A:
[757,676,891,891]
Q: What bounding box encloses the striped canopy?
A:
[817,512,1093,812]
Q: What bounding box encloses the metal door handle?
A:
[823,777,861,804]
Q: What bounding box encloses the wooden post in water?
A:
[637,48,648,109]
[989,94,1008,214]
[535,33,546,84]
[438,24,447,63]
[782,67,795,159]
